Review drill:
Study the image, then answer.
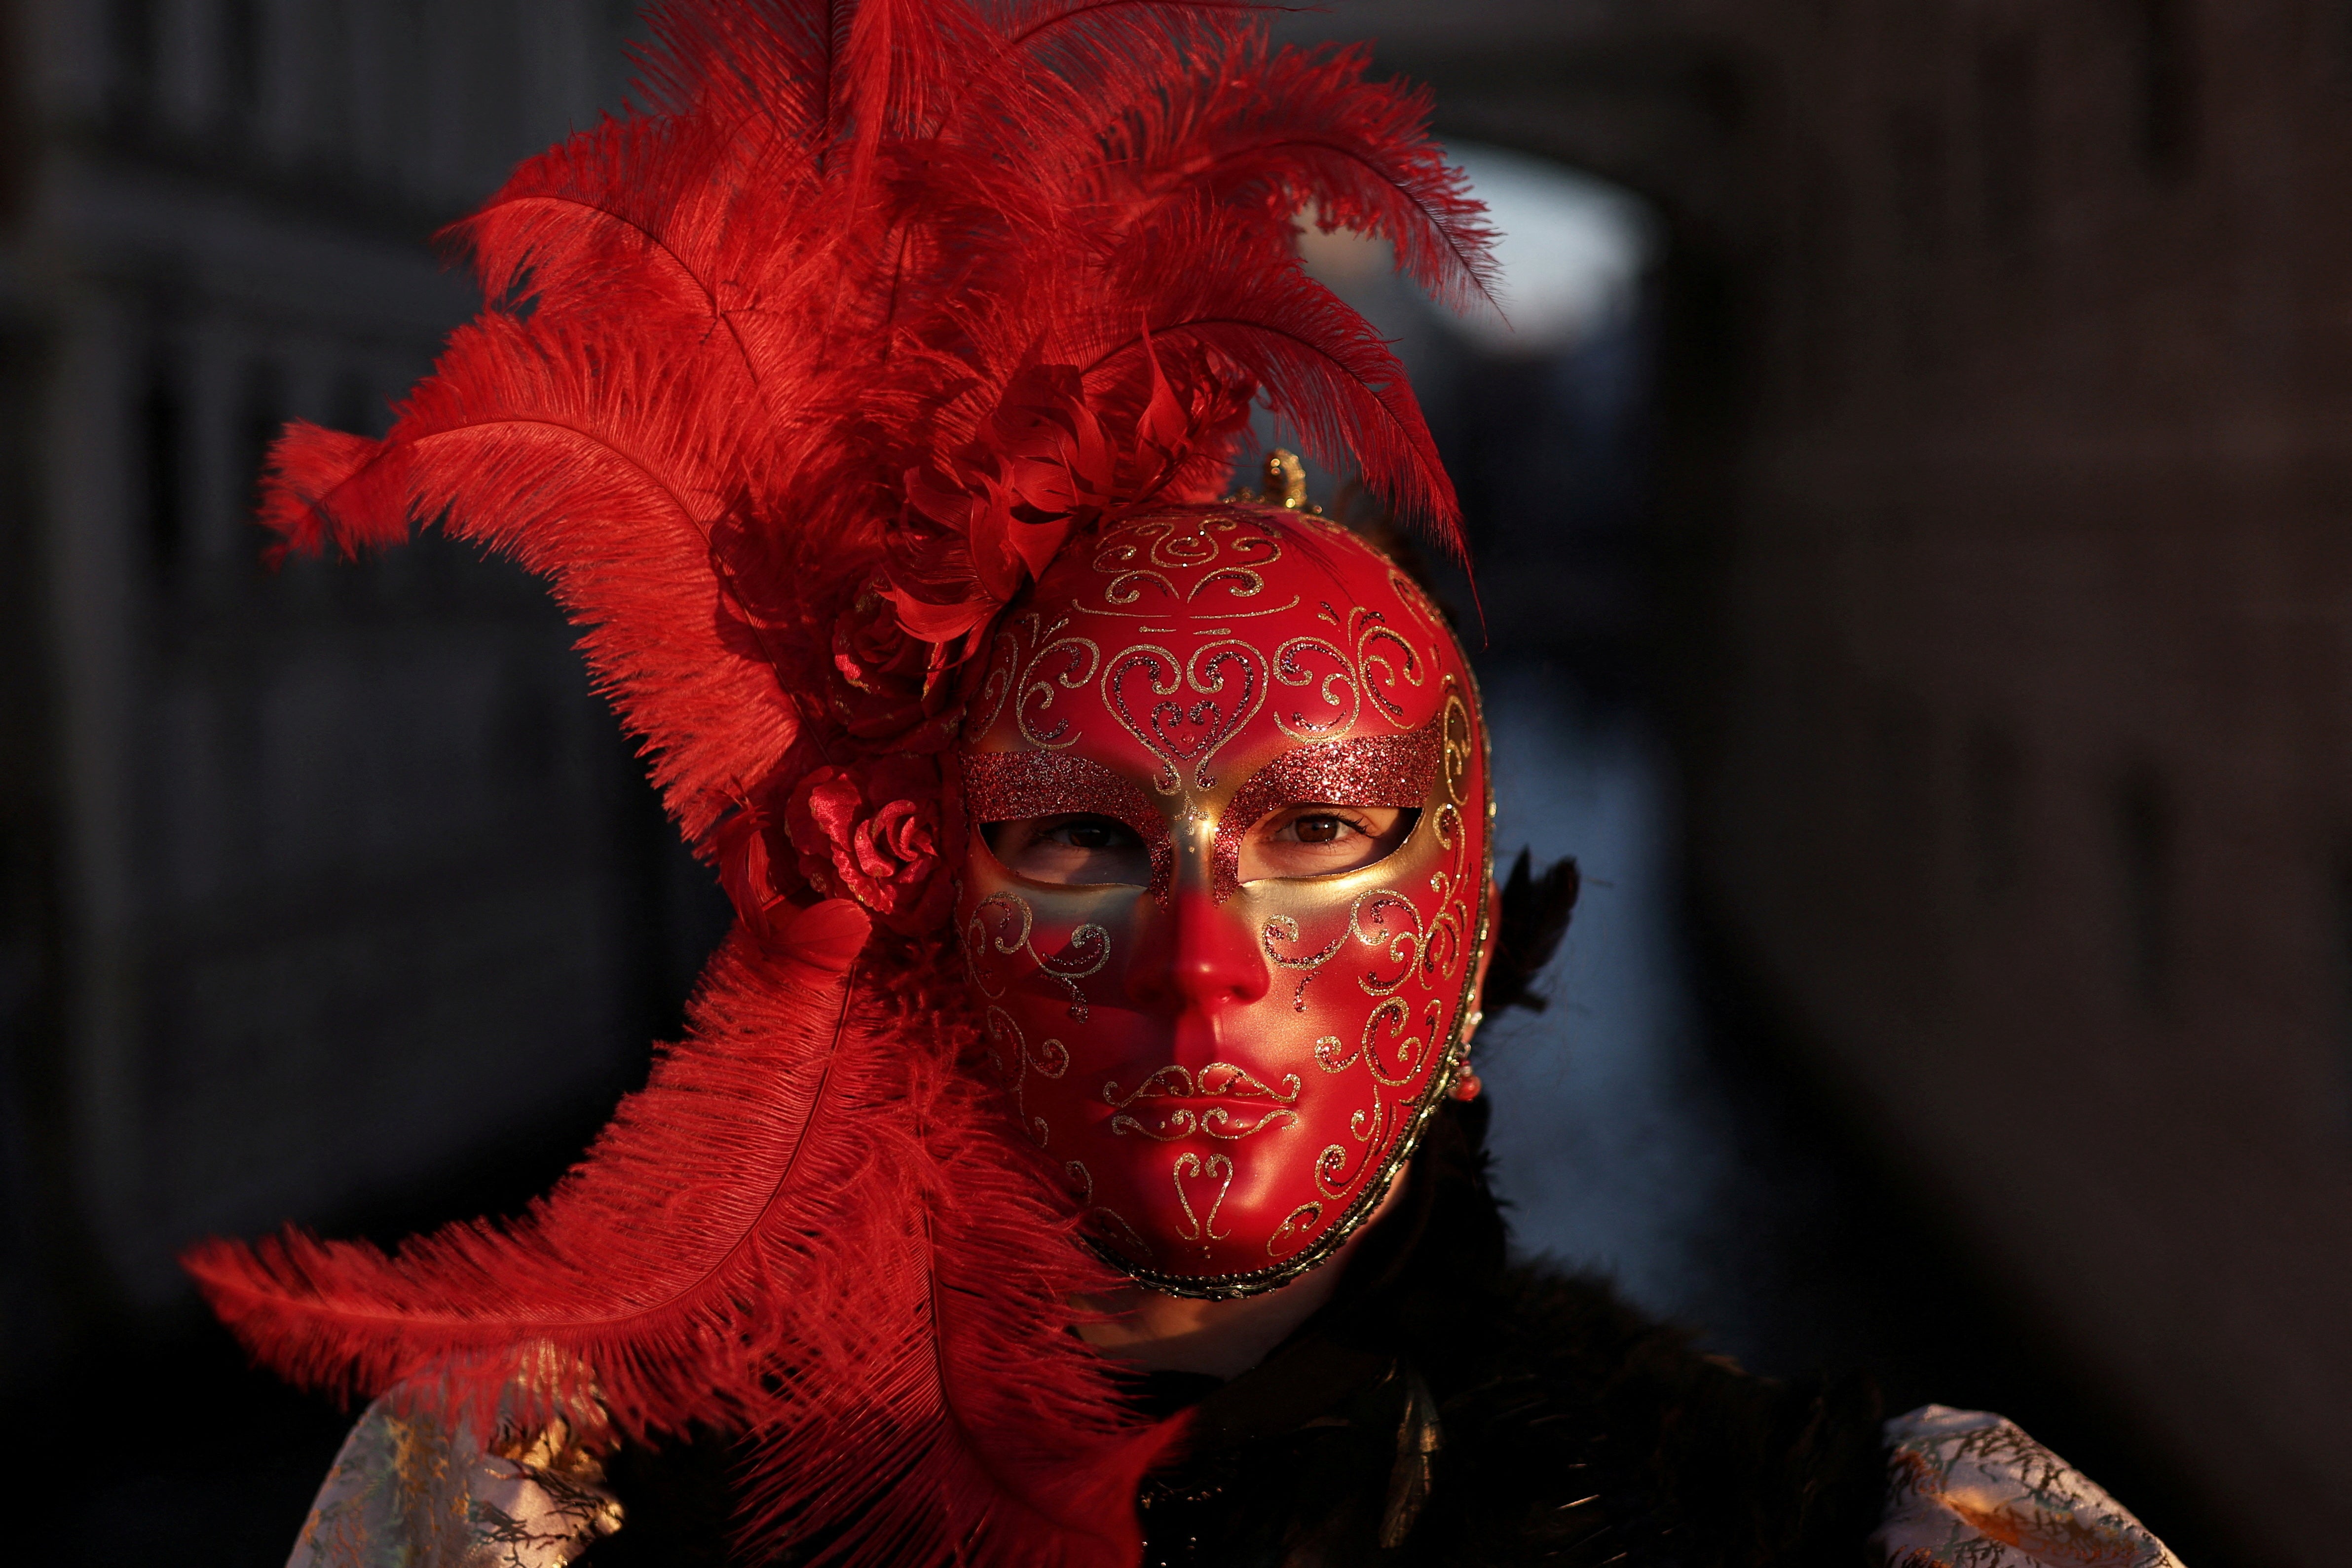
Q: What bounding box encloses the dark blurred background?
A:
[1,2,2344,1563]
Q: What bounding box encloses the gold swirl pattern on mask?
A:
[1316,995,1434,1087]
[1083,510,1292,617]
[1109,1105,1301,1141]
[972,624,1019,738]
[1266,1201,1325,1260]
[980,1006,1068,1148]
[1439,688,1474,808]
[1268,601,1432,740]
[1271,635,1359,739]
[1261,885,1438,1012]
[1100,1062,1303,1108]
[1102,1062,1304,1143]
[1094,510,1285,572]
[1354,607,1426,727]
[1001,612,1101,750]
[1315,1089,1390,1200]
[961,890,1112,1020]
[1171,1152,1236,1249]
[1262,913,1350,1010]
[1101,638,1267,795]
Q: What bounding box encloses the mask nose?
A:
[1126,821,1269,1016]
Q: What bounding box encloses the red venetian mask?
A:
[956,505,1491,1297]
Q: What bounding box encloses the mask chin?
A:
[954,506,1492,1297]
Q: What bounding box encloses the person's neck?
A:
[1075,1177,1405,1380]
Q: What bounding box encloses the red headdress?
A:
[185,3,1492,1564]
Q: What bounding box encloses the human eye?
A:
[1278,812,1371,846]
[982,813,1151,886]
[1240,806,1414,881]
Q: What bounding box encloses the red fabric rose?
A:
[827,586,966,751]
[784,755,964,935]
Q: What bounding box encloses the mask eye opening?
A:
[1241,804,1422,885]
[979,813,1155,889]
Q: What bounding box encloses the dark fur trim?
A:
[1136,1101,1886,1568]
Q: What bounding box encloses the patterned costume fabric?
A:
[1876,1407,2184,1568]
[959,506,1489,1296]
[289,1400,619,1568]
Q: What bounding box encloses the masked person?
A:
[191,5,2187,1567]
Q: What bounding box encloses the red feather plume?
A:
[191,4,1491,1565]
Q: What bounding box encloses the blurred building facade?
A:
[0,0,700,1381]
[1293,1,2352,1561]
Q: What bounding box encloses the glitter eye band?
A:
[1209,717,1444,901]
[961,750,1175,901]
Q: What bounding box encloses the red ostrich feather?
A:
[186,4,1492,1565]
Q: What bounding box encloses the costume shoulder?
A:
[1412,1262,1886,1568]
[283,1390,620,1568]
[1876,1405,2185,1568]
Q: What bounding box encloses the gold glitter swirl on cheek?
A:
[1349,894,1427,1000]
[1065,1157,1157,1265]
[1040,925,1111,1020]
[961,888,1115,1020]
[1315,1090,1387,1199]
[1358,995,1424,1085]
[961,891,1032,1002]
[1266,1201,1324,1259]
[982,1005,1064,1147]
[1263,913,1349,1011]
